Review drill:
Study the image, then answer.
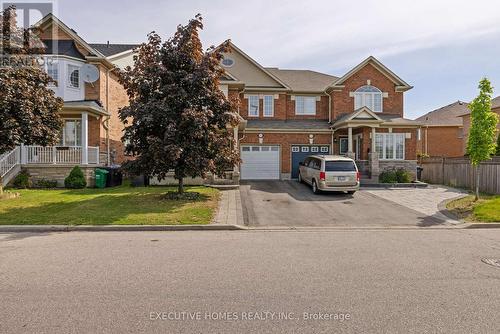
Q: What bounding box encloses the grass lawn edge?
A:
[0,185,220,226]
[446,194,500,223]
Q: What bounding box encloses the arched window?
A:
[354,85,382,112]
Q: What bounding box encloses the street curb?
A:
[245,225,470,231]
[464,223,500,229]
[360,182,428,189]
[0,224,248,233]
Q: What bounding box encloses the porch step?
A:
[1,163,21,187]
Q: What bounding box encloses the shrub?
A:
[64,166,87,189]
[13,171,31,188]
[379,170,397,183]
[379,168,412,183]
[34,179,58,188]
[395,168,412,183]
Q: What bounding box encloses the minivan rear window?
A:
[325,161,357,172]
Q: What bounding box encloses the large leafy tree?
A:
[466,78,499,200]
[0,7,63,191]
[119,15,240,194]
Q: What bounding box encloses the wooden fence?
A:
[420,157,500,194]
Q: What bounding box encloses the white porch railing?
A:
[0,147,20,178]
[23,146,100,165]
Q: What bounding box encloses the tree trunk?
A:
[475,165,480,201]
[178,177,184,194]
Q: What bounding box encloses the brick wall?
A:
[236,93,329,121]
[84,67,129,165]
[420,126,465,158]
[331,63,404,119]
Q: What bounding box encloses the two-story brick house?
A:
[0,13,136,186]
[221,43,421,181]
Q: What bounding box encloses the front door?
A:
[354,137,361,160]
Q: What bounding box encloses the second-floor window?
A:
[295,96,316,115]
[68,65,80,89]
[263,95,274,117]
[248,95,259,117]
[47,61,58,83]
[354,85,382,112]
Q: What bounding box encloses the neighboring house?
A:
[0,14,137,186]
[415,101,470,157]
[220,43,421,181]
[460,96,500,154]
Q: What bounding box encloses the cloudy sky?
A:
[41,0,500,118]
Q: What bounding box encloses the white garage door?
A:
[241,145,280,180]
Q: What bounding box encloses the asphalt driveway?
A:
[240,181,455,228]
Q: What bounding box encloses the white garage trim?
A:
[240,145,280,180]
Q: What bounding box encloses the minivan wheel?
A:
[298,173,303,183]
[312,180,320,194]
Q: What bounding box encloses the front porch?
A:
[20,145,100,165]
[331,107,421,181]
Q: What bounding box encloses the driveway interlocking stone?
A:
[364,186,466,225]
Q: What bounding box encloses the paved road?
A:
[1,230,500,333]
[240,181,450,227]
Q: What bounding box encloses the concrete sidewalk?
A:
[213,188,244,225]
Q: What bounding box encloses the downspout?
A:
[325,90,332,123]
[425,125,428,156]
[325,89,333,153]
[103,66,117,166]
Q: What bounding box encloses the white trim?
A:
[375,133,405,160]
[34,14,104,57]
[224,42,290,89]
[247,95,259,117]
[353,86,383,112]
[330,56,412,91]
[263,95,274,117]
[67,64,80,89]
[295,96,316,115]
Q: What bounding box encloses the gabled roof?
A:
[42,39,85,59]
[492,96,500,109]
[33,13,103,57]
[329,56,412,92]
[222,41,290,90]
[265,68,338,93]
[416,101,469,126]
[332,107,420,129]
[90,43,139,57]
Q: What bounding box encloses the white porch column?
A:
[81,112,88,165]
[371,127,376,153]
[347,126,355,159]
[347,126,353,153]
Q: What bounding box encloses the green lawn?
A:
[446,195,500,222]
[0,185,219,225]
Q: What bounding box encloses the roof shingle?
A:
[265,68,338,92]
[89,43,139,57]
[415,101,469,126]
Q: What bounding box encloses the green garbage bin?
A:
[94,168,109,188]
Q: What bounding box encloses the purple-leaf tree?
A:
[119,14,240,194]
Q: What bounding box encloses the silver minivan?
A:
[298,155,360,194]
